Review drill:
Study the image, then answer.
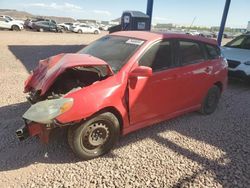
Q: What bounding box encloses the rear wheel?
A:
[200,85,221,115]
[39,28,44,32]
[12,25,20,31]
[78,29,83,34]
[94,30,99,34]
[68,112,120,160]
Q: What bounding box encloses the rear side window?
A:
[178,40,204,65]
[205,44,220,59]
[139,40,173,71]
[242,36,250,49]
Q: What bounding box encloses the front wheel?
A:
[12,25,20,31]
[200,85,221,115]
[94,30,99,34]
[68,112,120,160]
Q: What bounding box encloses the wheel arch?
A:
[11,24,20,30]
[94,106,124,133]
[214,81,223,93]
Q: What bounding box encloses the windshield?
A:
[225,35,250,50]
[79,35,144,73]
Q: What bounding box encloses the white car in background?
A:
[73,24,100,34]
[57,22,73,31]
[69,22,80,31]
[0,17,23,31]
[221,33,250,81]
[186,30,200,36]
[0,15,24,25]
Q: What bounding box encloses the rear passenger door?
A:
[175,39,214,108]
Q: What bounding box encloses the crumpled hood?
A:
[24,53,113,95]
[221,47,250,62]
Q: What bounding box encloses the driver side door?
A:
[128,40,183,126]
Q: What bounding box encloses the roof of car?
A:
[112,31,218,46]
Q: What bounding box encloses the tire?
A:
[200,85,221,115]
[12,25,20,31]
[68,112,120,160]
[94,30,99,34]
[39,28,44,32]
[78,29,83,34]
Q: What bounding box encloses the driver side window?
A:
[139,40,173,72]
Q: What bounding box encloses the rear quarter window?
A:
[178,40,205,65]
[205,44,221,59]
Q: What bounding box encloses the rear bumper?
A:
[16,120,51,143]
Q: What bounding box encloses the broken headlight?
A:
[23,98,73,124]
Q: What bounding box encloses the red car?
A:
[16,31,228,160]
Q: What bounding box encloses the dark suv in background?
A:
[32,20,63,32]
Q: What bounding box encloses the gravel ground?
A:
[0,31,249,188]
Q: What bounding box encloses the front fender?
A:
[56,77,128,125]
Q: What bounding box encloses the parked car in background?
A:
[0,15,24,25]
[0,17,23,31]
[57,22,73,31]
[108,24,122,33]
[99,24,110,31]
[199,31,213,38]
[69,22,80,31]
[24,18,56,29]
[73,24,100,34]
[223,32,234,39]
[32,20,62,32]
[221,33,250,81]
[17,31,227,160]
[186,30,200,36]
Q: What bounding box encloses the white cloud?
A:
[26,2,83,11]
[28,3,46,7]
[93,10,111,16]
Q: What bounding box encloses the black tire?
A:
[12,25,20,31]
[39,28,44,32]
[68,112,120,160]
[78,29,83,34]
[200,85,221,115]
[94,30,99,34]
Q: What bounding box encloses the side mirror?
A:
[129,66,152,78]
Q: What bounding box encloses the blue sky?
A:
[0,0,249,28]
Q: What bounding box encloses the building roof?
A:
[123,11,149,18]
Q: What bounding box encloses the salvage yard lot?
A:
[0,31,249,187]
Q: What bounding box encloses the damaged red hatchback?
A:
[16,31,228,160]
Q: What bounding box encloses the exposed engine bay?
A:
[27,66,109,103]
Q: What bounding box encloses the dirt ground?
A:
[0,30,249,187]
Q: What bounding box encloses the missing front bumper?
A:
[16,124,29,141]
[16,120,51,143]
